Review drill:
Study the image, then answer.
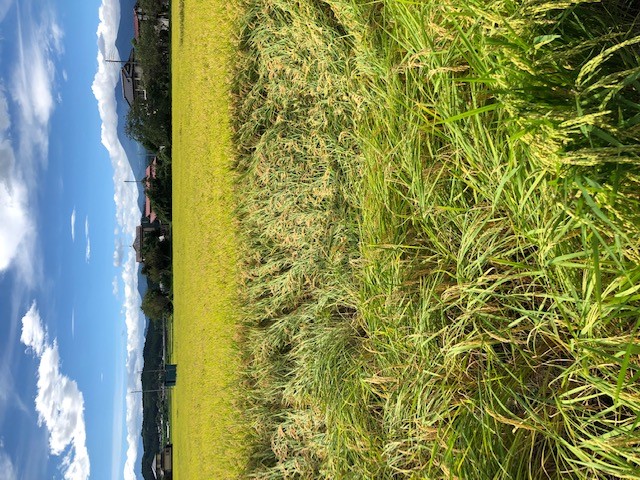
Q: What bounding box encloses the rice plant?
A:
[232,0,640,478]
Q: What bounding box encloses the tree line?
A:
[121,1,173,479]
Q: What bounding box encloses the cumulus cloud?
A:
[70,208,76,242]
[20,302,46,356]
[113,238,124,267]
[93,0,144,477]
[20,302,90,480]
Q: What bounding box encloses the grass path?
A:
[170,0,244,478]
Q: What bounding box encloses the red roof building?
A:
[133,12,140,40]
[133,3,146,40]
[145,159,157,224]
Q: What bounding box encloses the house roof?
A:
[121,75,135,107]
[144,159,158,223]
[120,50,137,106]
[145,159,157,179]
[133,225,143,263]
[150,456,158,479]
[133,12,140,40]
[145,197,157,224]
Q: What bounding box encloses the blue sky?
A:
[0,0,146,479]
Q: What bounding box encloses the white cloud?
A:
[0,89,9,131]
[0,362,29,415]
[0,1,63,286]
[84,216,90,262]
[0,177,30,272]
[120,251,144,480]
[20,303,90,480]
[112,276,119,296]
[49,18,64,55]
[0,87,33,277]
[11,3,63,165]
[20,301,46,356]
[109,360,125,480]
[70,208,76,242]
[113,238,124,267]
[0,0,14,24]
[93,1,144,478]
[0,450,17,480]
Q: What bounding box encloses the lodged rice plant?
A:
[232,0,640,478]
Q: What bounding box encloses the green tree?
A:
[141,288,171,320]
[141,235,172,288]
[125,99,170,152]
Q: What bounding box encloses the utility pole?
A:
[105,58,139,68]
[128,388,165,394]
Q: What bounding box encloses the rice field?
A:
[231,1,640,479]
[170,0,245,478]
[167,0,640,478]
